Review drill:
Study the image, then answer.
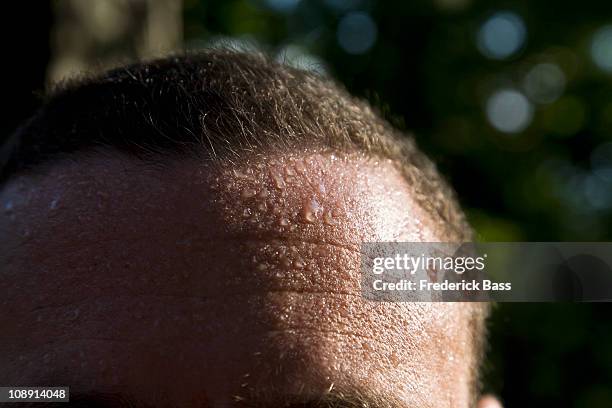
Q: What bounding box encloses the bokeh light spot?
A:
[523,63,566,104]
[263,0,301,13]
[323,0,362,12]
[336,12,377,55]
[591,25,612,72]
[486,89,533,133]
[591,143,612,182]
[583,173,612,210]
[477,11,526,60]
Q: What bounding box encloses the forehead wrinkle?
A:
[1,149,478,407]
[200,152,474,404]
[2,150,464,339]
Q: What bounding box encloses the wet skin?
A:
[0,149,481,407]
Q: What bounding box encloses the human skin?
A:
[0,148,483,407]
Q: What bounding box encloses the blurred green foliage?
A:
[182,0,612,405]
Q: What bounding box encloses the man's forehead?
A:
[1,150,443,315]
[1,149,442,242]
[0,149,476,407]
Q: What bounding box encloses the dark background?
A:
[4,1,612,406]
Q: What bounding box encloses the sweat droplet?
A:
[241,189,257,199]
[279,255,292,269]
[323,210,336,225]
[279,218,290,227]
[294,160,306,174]
[271,169,285,189]
[302,198,322,223]
[232,169,252,179]
[304,211,316,223]
[242,208,253,218]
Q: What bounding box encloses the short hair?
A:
[0,49,471,241]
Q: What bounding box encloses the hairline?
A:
[1,51,470,240]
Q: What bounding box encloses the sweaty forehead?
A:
[1,149,445,258]
[0,149,476,407]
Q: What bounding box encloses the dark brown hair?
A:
[0,49,471,241]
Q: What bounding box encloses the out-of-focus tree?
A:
[48,0,183,83]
